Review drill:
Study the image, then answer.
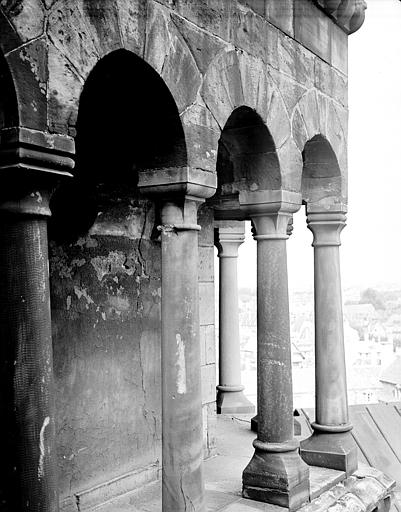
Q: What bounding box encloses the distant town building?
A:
[379,356,401,402]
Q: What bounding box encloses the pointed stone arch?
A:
[302,134,343,207]
[294,90,348,204]
[50,47,188,241]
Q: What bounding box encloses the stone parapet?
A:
[300,464,395,512]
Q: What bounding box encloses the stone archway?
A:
[48,49,193,510]
[302,134,342,207]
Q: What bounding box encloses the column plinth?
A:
[215,222,254,415]
[241,193,309,512]
[300,208,358,475]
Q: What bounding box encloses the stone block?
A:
[2,0,45,43]
[201,364,217,404]
[161,21,202,114]
[243,449,310,510]
[116,0,147,56]
[198,205,215,247]
[181,103,220,172]
[350,477,387,511]
[292,107,309,152]
[330,22,348,75]
[201,49,244,129]
[80,1,124,57]
[294,0,331,63]
[144,1,170,74]
[353,464,396,491]
[206,402,218,458]
[277,34,315,90]
[266,0,294,37]
[205,325,216,365]
[238,0,265,17]
[217,390,255,415]
[169,0,237,43]
[199,246,214,283]
[7,38,49,132]
[269,68,308,116]
[314,58,348,107]
[202,403,208,447]
[170,12,227,74]
[300,431,358,476]
[199,282,215,325]
[47,42,83,136]
[200,325,207,366]
[230,6,279,68]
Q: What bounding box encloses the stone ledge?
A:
[300,464,395,512]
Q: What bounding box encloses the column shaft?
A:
[161,201,205,512]
[314,245,348,425]
[300,210,357,475]
[242,203,309,512]
[0,210,58,511]
[216,223,254,414]
[219,256,242,386]
[257,239,293,443]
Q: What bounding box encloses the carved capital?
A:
[0,127,74,216]
[214,221,245,258]
[138,166,216,202]
[287,215,294,237]
[240,190,301,240]
[307,211,347,247]
[159,196,204,233]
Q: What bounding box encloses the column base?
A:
[242,443,310,511]
[300,427,358,476]
[216,388,255,414]
[251,414,302,435]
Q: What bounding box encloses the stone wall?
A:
[198,205,218,458]
[49,196,217,507]
[49,194,162,507]
[0,0,349,201]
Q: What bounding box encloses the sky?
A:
[237,0,401,292]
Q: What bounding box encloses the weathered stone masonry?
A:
[0,1,395,512]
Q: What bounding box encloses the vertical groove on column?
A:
[0,214,58,512]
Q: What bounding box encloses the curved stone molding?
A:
[0,127,75,178]
[314,0,367,34]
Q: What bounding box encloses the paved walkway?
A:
[101,414,346,511]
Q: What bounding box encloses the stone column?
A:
[160,198,205,512]
[215,221,254,414]
[0,128,74,511]
[139,167,216,512]
[241,192,309,511]
[300,207,357,475]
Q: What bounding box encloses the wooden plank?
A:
[356,445,370,466]
[391,491,401,512]
[297,409,313,438]
[349,408,401,488]
[367,404,401,463]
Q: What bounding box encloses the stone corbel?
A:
[313,0,367,34]
[138,166,217,229]
[240,189,302,235]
